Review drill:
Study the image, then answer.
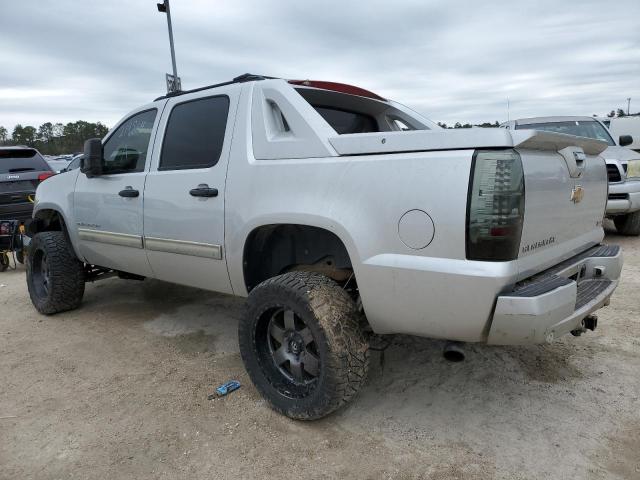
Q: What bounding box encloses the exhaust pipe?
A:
[443,341,465,362]
[571,314,598,336]
[583,314,597,331]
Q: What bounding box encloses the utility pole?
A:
[627,97,631,116]
[157,0,181,93]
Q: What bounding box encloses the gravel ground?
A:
[1,227,639,479]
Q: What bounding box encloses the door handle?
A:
[189,184,218,197]
[118,187,139,198]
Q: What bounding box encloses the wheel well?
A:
[243,224,353,292]
[28,210,66,236]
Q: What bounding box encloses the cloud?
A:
[1,0,638,133]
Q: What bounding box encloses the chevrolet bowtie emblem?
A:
[571,185,584,203]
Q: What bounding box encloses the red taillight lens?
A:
[38,172,55,182]
[466,150,525,261]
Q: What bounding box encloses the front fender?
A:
[31,203,84,261]
[31,171,84,261]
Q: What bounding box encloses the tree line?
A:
[436,121,500,129]
[606,109,638,118]
[0,121,109,156]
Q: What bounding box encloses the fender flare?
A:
[29,204,84,261]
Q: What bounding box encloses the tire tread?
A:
[239,271,370,420]
[27,231,85,315]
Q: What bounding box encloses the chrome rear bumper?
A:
[488,245,622,345]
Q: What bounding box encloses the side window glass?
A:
[102,109,157,175]
[160,96,230,171]
[390,118,413,131]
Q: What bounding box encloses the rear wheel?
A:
[614,211,640,236]
[239,271,369,420]
[26,231,85,314]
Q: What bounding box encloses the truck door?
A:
[74,107,162,276]
[142,86,239,293]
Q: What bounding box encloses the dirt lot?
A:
[1,227,639,479]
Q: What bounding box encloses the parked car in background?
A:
[598,116,640,153]
[502,116,640,235]
[0,146,55,225]
[62,154,83,172]
[27,75,621,419]
[45,155,73,173]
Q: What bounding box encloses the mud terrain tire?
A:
[26,231,85,314]
[239,271,369,420]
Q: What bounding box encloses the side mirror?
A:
[619,135,633,147]
[82,138,103,177]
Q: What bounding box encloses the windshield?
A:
[0,149,51,174]
[515,120,615,146]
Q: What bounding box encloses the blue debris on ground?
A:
[208,380,241,400]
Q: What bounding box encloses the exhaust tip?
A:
[571,314,598,336]
[584,314,598,331]
[443,341,465,362]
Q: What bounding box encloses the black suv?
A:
[0,146,55,225]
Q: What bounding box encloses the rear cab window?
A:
[0,149,51,174]
[294,87,428,135]
[159,95,230,170]
[314,107,378,134]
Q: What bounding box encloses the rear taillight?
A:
[38,172,55,182]
[466,149,525,261]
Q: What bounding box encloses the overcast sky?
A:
[1,0,639,132]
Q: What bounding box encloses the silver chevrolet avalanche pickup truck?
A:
[26,74,622,419]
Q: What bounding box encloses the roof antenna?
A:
[157,0,181,94]
[507,97,510,122]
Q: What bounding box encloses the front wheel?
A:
[614,211,640,236]
[239,272,370,420]
[26,231,85,314]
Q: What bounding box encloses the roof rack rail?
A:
[153,73,277,101]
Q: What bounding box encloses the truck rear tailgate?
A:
[329,128,609,280]
[515,143,607,279]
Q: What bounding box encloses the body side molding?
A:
[144,236,223,259]
[78,228,143,249]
